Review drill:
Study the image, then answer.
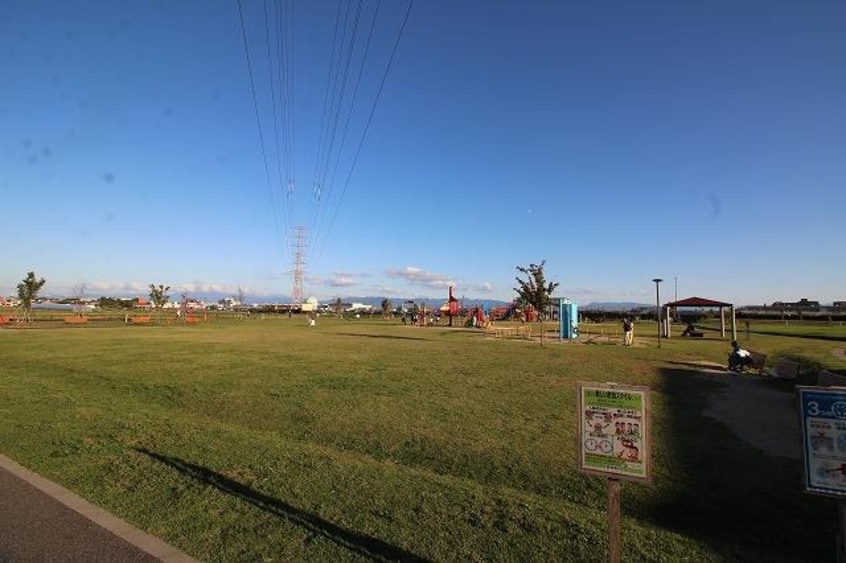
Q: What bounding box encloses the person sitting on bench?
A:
[681,322,696,337]
[728,340,753,372]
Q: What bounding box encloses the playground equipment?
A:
[559,298,579,340]
[447,286,459,327]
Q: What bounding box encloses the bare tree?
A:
[71,283,86,316]
[236,285,246,319]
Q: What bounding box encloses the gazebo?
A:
[662,296,736,340]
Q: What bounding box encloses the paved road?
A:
[0,454,194,562]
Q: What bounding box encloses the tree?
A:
[513,261,559,321]
[236,285,246,319]
[148,284,170,321]
[380,298,392,319]
[71,283,86,316]
[17,271,46,323]
[333,297,344,317]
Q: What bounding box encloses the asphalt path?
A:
[0,454,194,562]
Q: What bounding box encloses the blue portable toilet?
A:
[559,299,579,340]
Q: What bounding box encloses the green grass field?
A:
[1,316,844,561]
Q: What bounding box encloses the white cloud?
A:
[386,266,455,290]
[374,286,404,295]
[327,276,359,288]
[466,282,495,294]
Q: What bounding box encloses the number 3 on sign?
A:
[806,401,820,416]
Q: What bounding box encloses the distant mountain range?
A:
[581,302,653,311]
[39,291,651,312]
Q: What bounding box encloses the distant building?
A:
[770,298,820,311]
[833,301,846,309]
[301,296,319,312]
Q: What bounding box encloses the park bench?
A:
[0,315,18,325]
[491,326,532,339]
[817,370,846,387]
[681,324,704,338]
[746,351,768,375]
[130,316,152,325]
[63,316,88,325]
[493,327,517,338]
[768,358,800,382]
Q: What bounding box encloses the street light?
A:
[652,278,663,348]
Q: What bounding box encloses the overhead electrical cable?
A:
[237,0,288,259]
[314,0,414,265]
[310,0,347,216]
[263,0,290,244]
[314,0,364,208]
[309,0,363,242]
[311,0,381,248]
[274,0,295,239]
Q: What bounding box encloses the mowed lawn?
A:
[0,318,840,561]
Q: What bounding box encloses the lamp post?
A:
[652,278,663,348]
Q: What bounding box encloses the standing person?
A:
[622,317,634,346]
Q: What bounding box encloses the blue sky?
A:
[2,0,844,306]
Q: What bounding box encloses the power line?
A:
[310,0,346,218]
[237,0,287,259]
[311,0,381,248]
[315,0,414,264]
[274,0,296,240]
[314,0,363,199]
[263,0,289,244]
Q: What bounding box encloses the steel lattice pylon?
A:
[291,226,306,304]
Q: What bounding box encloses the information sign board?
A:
[798,386,846,497]
[577,382,651,483]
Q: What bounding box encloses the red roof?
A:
[666,296,732,307]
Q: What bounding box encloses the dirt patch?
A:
[699,368,801,459]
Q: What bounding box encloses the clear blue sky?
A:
[2,0,844,306]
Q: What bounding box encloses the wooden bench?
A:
[681,325,704,337]
[63,316,88,325]
[130,316,152,325]
[768,358,800,381]
[817,370,846,387]
[493,327,517,338]
[746,351,768,375]
[491,326,532,339]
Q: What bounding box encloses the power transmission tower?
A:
[291,226,307,304]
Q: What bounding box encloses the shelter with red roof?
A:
[663,296,736,340]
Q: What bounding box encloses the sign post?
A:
[797,386,846,562]
[577,382,651,562]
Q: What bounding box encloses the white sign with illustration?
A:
[798,387,846,497]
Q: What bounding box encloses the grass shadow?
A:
[333,332,429,341]
[751,331,846,343]
[134,448,430,562]
[639,367,835,561]
[664,360,726,371]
